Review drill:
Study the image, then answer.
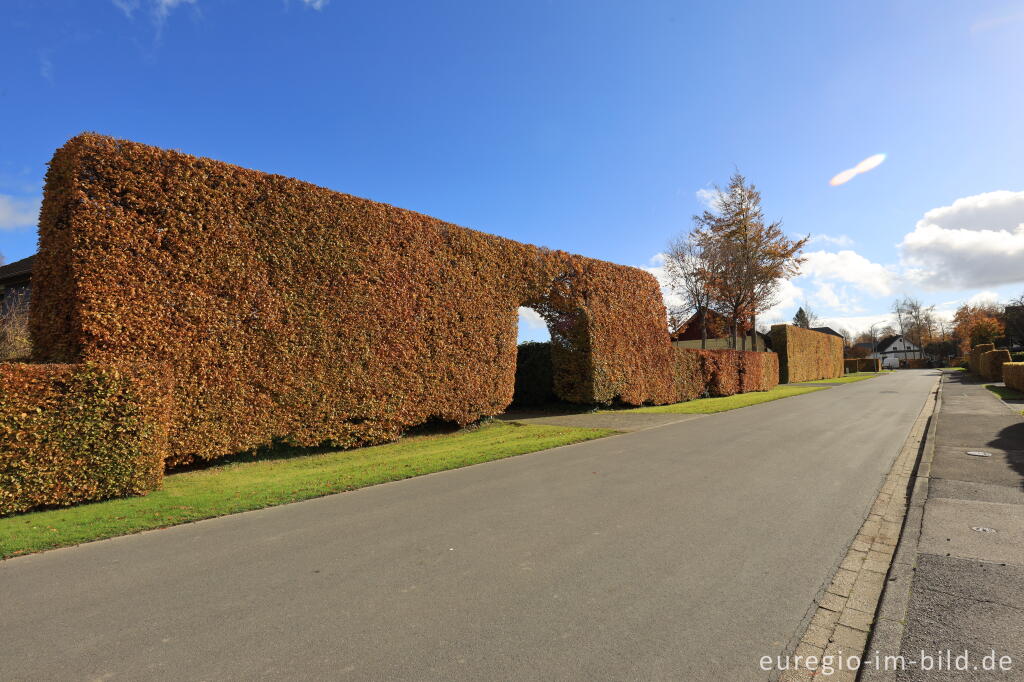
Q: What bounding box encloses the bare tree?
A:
[664,233,719,348]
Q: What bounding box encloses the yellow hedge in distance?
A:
[769,325,843,383]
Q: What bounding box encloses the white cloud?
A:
[799,249,895,297]
[0,195,40,230]
[517,307,546,330]
[695,188,722,212]
[900,190,1024,289]
[968,290,1000,306]
[154,0,196,22]
[301,0,329,8]
[807,234,854,248]
[39,52,53,82]
[111,0,140,17]
[759,277,804,324]
[639,253,685,311]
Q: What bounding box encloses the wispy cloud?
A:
[971,9,1024,33]
[0,195,41,230]
[695,187,723,212]
[829,153,886,187]
[301,0,329,8]
[807,234,854,248]
[39,51,53,82]
[111,0,140,17]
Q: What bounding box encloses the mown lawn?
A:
[798,372,885,384]
[0,422,614,559]
[986,384,1024,401]
[611,384,830,415]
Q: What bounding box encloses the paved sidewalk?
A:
[865,371,1024,681]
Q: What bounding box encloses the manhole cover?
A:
[971,526,997,533]
[966,450,993,457]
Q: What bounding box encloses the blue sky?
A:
[3,1,1024,342]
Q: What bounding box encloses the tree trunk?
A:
[701,315,707,349]
[751,313,757,351]
[732,319,738,349]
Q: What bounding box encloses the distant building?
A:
[811,326,845,341]
[670,308,771,351]
[870,334,923,369]
[0,255,33,313]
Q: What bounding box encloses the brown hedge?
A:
[1003,362,1024,391]
[969,344,995,375]
[851,356,884,372]
[0,362,168,515]
[769,324,843,383]
[857,358,881,373]
[980,349,1011,381]
[33,134,682,463]
[670,349,777,400]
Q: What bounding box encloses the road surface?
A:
[0,370,939,680]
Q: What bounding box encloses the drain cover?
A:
[966,451,993,457]
[971,526,997,533]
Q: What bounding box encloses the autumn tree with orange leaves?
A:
[686,172,807,349]
[952,302,1004,353]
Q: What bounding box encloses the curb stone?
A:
[778,375,941,682]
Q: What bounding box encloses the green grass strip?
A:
[797,373,884,384]
[0,422,613,559]
[985,384,1024,401]
[610,384,830,415]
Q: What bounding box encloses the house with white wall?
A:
[870,335,923,369]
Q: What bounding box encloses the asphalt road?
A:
[0,370,939,681]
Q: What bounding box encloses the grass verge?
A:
[610,384,830,415]
[798,373,884,384]
[0,422,613,559]
[985,384,1024,401]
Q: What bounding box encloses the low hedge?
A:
[858,358,881,372]
[769,325,843,383]
[844,359,859,373]
[0,363,168,515]
[671,348,778,400]
[980,349,1011,382]
[1003,362,1024,392]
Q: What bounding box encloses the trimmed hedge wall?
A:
[0,363,168,515]
[769,325,843,383]
[844,359,858,373]
[980,349,1011,381]
[858,358,881,372]
[33,134,678,463]
[969,344,995,375]
[1003,362,1024,392]
[670,349,778,400]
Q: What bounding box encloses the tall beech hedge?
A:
[670,349,778,400]
[769,324,843,383]
[0,363,168,515]
[33,134,679,463]
[969,344,995,375]
[980,349,1011,381]
[1003,363,1024,392]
